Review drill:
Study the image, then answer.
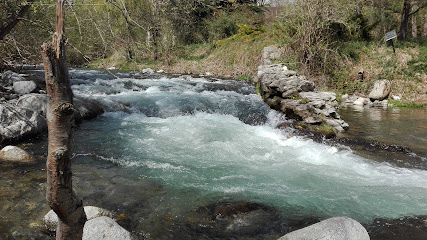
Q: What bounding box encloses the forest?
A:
[0,0,426,102]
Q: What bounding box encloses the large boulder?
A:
[44,206,115,232]
[15,94,48,117]
[368,79,391,101]
[0,103,47,143]
[278,217,370,240]
[0,145,34,163]
[13,81,39,95]
[83,216,136,240]
[1,70,26,86]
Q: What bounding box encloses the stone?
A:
[278,217,370,240]
[262,46,282,65]
[300,92,336,102]
[353,97,366,105]
[0,103,47,143]
[305,117,322,125]
[13,81,39,95]
[1,71,26,86]
[83,216,136,240]
[369,79,391,101]
[141,68,154,74]
[15,94,48,117]
[0,146,34,163]
[391,95,401,101]
[341,94,349,102]
[73,96,105,122]
[43,206,116,232]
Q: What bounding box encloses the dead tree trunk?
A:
[41,1,86,239]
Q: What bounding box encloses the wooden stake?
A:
[42,1,86,239]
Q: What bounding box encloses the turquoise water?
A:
[70,70,427,223]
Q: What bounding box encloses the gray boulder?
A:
[262,46,282,65]
[1,70,26,86]
[44,206,116,232]
[13,81,39,95]
[83,216,136,240]
[278,217,370,240]
[0,103,47,143]
[15,94,48,117]
[74,96,105,122]
[0,145,34,163]
[369,79,391,101]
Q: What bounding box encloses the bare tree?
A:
[41,0,87,239]
[0,0,36,40]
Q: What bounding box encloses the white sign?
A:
[384,30,397,42]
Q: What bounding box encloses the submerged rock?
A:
[186,201,284,238]
[0,145,34,163]
[83,216,136,240]
[278,217,370,240]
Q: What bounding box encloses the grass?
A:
[388,100,427,108]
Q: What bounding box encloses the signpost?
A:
[384,30,397,54]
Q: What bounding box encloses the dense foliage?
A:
[0,0,426,100]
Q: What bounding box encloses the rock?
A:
[369,79,391,101]
[300,92,336,102]
[73,96,105,122]
[15,94,48,117]
[1,71,26,86]
[83,216,136,240]
[0,146,34,163]
[341,94,349,102]
[13,81,39,95]
[43,206,116,232]
[305,117,322,125]
[141,68,154,74]
[391,95,401,101]
[0,103,47,143]
[353,97,366,106]
[262,46,282,65]
[278,217,370,240]
[157,69,165,73]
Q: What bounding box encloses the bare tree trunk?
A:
[398,0,412,40]
[41,1,86,239]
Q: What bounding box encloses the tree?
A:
[0,0,36,40]
[41,0,87,239]
[398,0,427,40]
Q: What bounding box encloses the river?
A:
[1,69,426,239]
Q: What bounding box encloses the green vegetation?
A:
[389,100,427,108]
[0,0,426,102]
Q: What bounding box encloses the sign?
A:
[384,30,397,42]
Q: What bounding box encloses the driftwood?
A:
[41,1,86,239]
